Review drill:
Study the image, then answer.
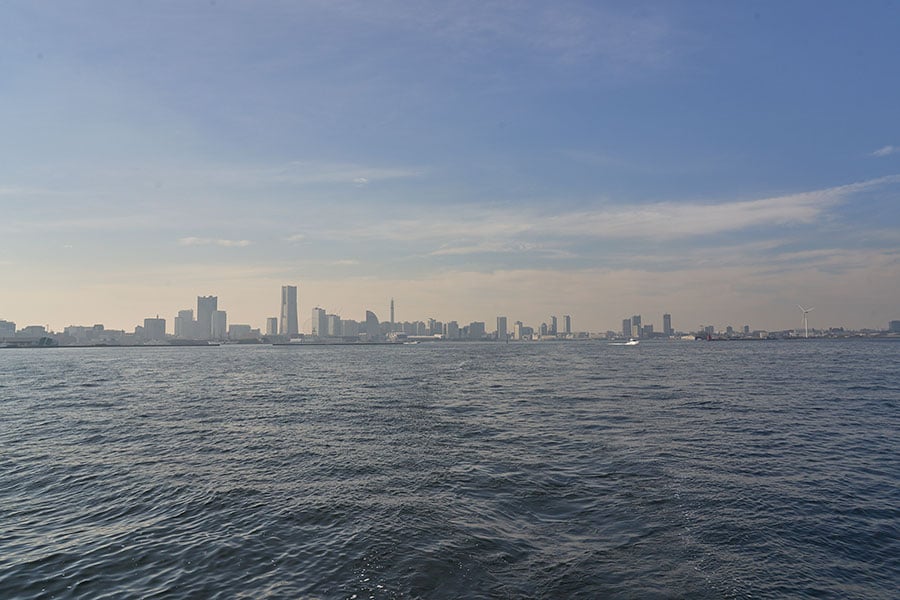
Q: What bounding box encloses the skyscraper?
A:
[550,316,558,335]
[622,318,631,338]
[280,285,299,336]
[663,313,672,336]
[563,315,572,335]
[197,296,217,339]
[496,316,507,341]
[390,298,395,332]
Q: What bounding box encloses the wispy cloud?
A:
[871,145,898,157]
[430,241,576,258]
[178,237,252,248]
[326,175,900,243]
[284,233,307,243]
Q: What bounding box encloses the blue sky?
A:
[2,1,899,332]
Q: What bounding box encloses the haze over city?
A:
[2,2,899,332]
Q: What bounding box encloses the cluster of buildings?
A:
[3,287,900,347]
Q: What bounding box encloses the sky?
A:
[2,1,899,334]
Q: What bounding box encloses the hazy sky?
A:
[2,1,899,333]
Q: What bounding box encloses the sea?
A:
[1,339,897,599]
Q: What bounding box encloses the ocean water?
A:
[1,340,898,599]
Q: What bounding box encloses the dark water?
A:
[1,340,898,599]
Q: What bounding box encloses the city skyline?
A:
[2,3,900,331]
[4,283,897,342]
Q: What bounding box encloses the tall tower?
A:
[390,298,395,332]
[280,285,299,336]
[563,315,572,335]
[663,313,672,336]
[197,295,218,339]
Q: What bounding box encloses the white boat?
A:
[625,338,639,346]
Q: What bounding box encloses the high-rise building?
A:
[445,321,459,339]
[890,320,900,333]
[266,317,278,336]
[174,309,194,338]
[550,316,558,335]
[311,307,327,337]
[143,316,166,341]
[663,313,672,336]
[496,316,508,341]
[280,285,299,336]
[365,310,380,340]
[622,318,632,338]
[468,322,486,339]
[563,315,572,335]
[631,315,642,337]
[514,320,524,340]
[390,298,395,331]
[197,296,217,339]
[211,310,227,339]
[327,314,342,337]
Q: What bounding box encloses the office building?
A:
[663,313,672,336]
[622,318,631,338]
[143,317,166,341]
[174,309,194,339]
[311,307,327,337]
[496,316,507,341]
[550,316,558,335]
[266,317,278,336]
[211,310,227,340]
[468,321,486,339]
[563,315,571,335]
[197,296,218,339]
[280,285,299,336]
[327,314,342,337]
[631,315,642,337]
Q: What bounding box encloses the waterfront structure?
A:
[266,317,278,336]
[890,320,900,333]
[445,321,459,340]
[663,313,673,336]
[390,299,395,331]
[280,285,299,336]
[143,317,166,341]
[550,316,558,335]
[311,307,327,337]
[563,315,571,335]
[622,318,631,338]
[197,296,218,339]
[496,316,507,341]
[211,310,227,340]
[468,322,486,340]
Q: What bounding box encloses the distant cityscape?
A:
[2,284,900,348]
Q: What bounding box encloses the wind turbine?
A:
[798,305,815,338]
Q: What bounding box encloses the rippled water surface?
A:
[1,340,898,598]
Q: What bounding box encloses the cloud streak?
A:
[325,175,900,244]
[871,145,898,157]
[178,237,252,248]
